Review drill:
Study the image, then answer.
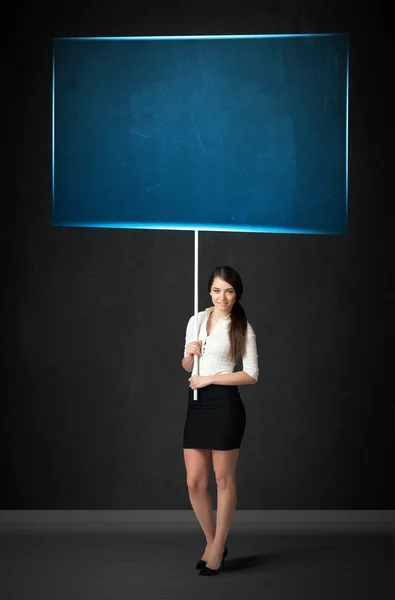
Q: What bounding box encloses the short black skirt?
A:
[183,384,246,450]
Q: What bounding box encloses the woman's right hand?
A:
[185,340,202,358]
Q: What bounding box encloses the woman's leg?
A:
[183,448,215,560]
[206,448,240,569]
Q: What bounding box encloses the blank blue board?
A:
[52,34,349,234]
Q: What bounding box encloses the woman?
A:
[181,265,259,576]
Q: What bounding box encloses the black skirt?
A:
[182,384,246,450]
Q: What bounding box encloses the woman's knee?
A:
[186,476,209,493]
[215,474,237,489]
[184,449,211,493]
[212,448,239,489]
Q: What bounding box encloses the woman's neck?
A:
[210,307,231,321]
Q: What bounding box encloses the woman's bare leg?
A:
[206,448,240,569]
[183,448,215,560]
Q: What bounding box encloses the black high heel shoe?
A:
[199,556,224,576]
[195,546,228,569]
[197,547,228,574]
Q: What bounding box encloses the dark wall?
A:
[6,1,393,509]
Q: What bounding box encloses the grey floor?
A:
[1,526,394,600]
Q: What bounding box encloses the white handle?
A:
[193,229,199,401]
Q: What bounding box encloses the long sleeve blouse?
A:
[183,306,259,382]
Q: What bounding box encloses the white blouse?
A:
[183,306,259,382]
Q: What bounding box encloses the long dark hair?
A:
[207,266,248,363]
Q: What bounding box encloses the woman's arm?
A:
[182,314,203,372]
[182,315,195,372]
[209,371,257,385]
[181,355,194,372]
[239,322,259,382]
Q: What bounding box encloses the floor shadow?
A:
[223,542,332,573]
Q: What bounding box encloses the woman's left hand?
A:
[188,375,212,390]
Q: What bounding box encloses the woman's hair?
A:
[207,266,248,362]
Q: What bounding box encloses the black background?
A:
[5,0,393,509]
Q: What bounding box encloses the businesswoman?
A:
[181,265,259,576]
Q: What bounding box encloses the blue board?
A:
[52,34,349,234]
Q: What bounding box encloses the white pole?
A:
[193,229,199,401]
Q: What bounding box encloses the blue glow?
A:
[54,33,345,41]
[53,221,343,235]
[52,48,55,211]
[345,43,349,224]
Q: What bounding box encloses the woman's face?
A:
[210,277,236,314]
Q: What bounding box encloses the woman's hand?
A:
[188,375,212,390]
[185,340,202,359]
